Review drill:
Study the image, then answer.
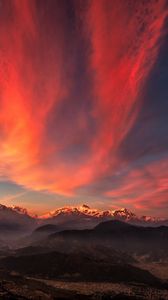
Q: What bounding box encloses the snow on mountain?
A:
[40,204,111,219]
[0,204,36,231]
[39,204,167,226]
[0,203,167,228]
[112,208,137,221]
[39,204,138,220]
[11,205,28,215]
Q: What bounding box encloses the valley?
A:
[0,204,167,299]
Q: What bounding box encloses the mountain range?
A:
[0,204,167,299]
[39,204,167,226]
[0,203,167,232]
[1,219,168,287]
[0,204,36,232]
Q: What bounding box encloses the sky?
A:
[0,0,168,217]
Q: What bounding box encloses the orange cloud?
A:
[0,0,72,191]
[106,157,168,214]
[0,0,167,197]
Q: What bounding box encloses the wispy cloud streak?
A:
[0,0,167,212]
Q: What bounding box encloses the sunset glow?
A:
[0,0,168,216]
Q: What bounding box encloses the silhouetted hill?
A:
[47,220,168,260]
[33,224,60,235]
[50,219,168,240]
[34,224,59,232]
[94,220,134,232]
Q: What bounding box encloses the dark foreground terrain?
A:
[0,271,168,300]
[0,220,167,299]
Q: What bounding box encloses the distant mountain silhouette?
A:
[0,219,167,297]
[47,220,168,260]
[0,203,167,235]
[0,204,36,237]
[94,220,133,231]
[34,224,60,234]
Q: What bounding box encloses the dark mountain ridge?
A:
[45,220,168,260]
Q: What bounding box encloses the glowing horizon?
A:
[0,0,168,217]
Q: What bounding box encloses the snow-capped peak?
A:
[0,204,28,215]
[0,203,166,227]
[39,205,136,220]
[11,205,28,215]
[38,204,167,226]
[112,208,136,220]
[81,204,90,209]
[0,203,165,226]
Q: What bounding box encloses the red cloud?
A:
[0,0,167,197]
[106,158,168,215]
[85,0,167,164]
